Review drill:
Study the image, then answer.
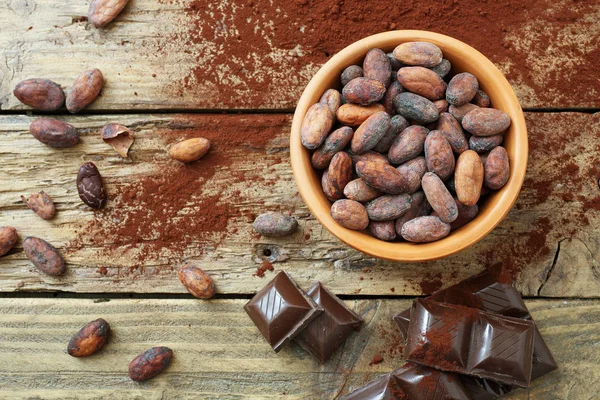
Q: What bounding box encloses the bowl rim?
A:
[290,30,528,262]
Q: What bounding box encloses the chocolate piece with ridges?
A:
[363,48,392,87]
[294,282,363,363]
[77,162,107,209]
[13,79,65,111]
[311,126,354,169]
[129,346,173,381]
[66,68,104,113]
[341,372,403,400]
[29,118,79,148]
[22,236,66,276]
[0,227,18,257]
[244,271,322,352]
[67,318,110,357]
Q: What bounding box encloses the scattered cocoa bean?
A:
[301,103,334,149]
[319,89,342,115]
[343,178,381,202]
[129,346,173,381]
[101,123,135,158]
[400,216,451,243]
[77,162,107,209]
[369,220,397,241]
[342,77,386,106]
[13,79,65,111]
[351,111,390,154]
[252,212,298,237]
[373,114,409,153]
[363,48,392,87]
[330,199,369,230]
[66,68,104,113]
[454,150,485,206]
[462,108,511,136]
[422,172,458,223]
[88,0,130,28]
[484,146,510,190]
[67,318,110,357]
[341,65,363,87]
[388,125,428,165]
[0,227,18,257]
[311,126,354,169]
[178,265,215,299]
[168,138,211,163]
[21,191,55,220]
[446,72,479,106]
[366,194,411,221]
[336,103,386,127]
[424,130,455,181]
[29,118,79,148]
[22,236,66,276]
[393,92,439,124]
[392,42,443,67]
[397,66,446,100]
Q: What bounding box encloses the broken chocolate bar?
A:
[244,271,322,352]
[405,299,535,387]
[294,282,363,363]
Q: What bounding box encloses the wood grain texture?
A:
[0,298,597,399]
[0,0,599,111]
[0,113,598,297]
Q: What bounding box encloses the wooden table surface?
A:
[1,1,599,399]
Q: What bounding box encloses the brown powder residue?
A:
[254,260,274,278]
[419,273,443,295]
[153,0,599,108]
[368,354,383,366]
[66,115,288,269]
[376,323,403,360]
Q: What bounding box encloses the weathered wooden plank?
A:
[0,113,598,296]
[0,298,597,399]
[1,0,599,111]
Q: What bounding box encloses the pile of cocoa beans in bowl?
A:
[301,41,511,243]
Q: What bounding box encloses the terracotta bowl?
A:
[290,30,528,262]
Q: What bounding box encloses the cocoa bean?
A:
[67,318,110,357]
[373,114,409,153]
[469,134,503,153]
[393,92,439,124]
[387,52,404,70]
[392,42,443,67]
[301,103,334,149]
[363,48,392,87]
[381,81,403,115]
[422,172,458,223]
[66,68,104,113]
[342,77,386,106]
[29,118,79,148]
[396,156,427,194]
[319,89,342,115]
[369,220,397,241]
[454,150,484,206]
[350,150,389,166]
[400,216,451,243]
[321,170,337,202]
[472,89,490,107]
[169,138,211,163]
[336,103,386,127]
[433,99,449,114]
[388,125,428,165]
[77,162,107,209]
[21,191,55,220]
[397,66,446,100]
[462,108,511,136]
[129,347,173,381]
[449,103,479,123]
[13,79,65,111]
[395,191,429,235]
[437,112,468,154]
[252,212,298,237]
[22,236,66,276]
[366,194,411,221]
[341,65,363,87]
[446,72,479,106]
[88,0,130,28]
[327,152,353,199]
[0,227,18,257]
[351,111,390,154]
[343,178,381,202]
[356,160,409,194]
[330,199,369,230]
[178,265,216,299]
[484,146,510,190]
[429,59,451,78]
[424,130,455,181]
[449,200,479,231]
[311,126,354,169]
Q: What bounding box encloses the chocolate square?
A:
[294,282,363,363]
[340,372,403,400]
[244,271,322,352]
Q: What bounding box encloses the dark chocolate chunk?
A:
[294,282,363,363]
[341,371,403,400]
[244,271,322,352]
[76,161,107,209]
[405,299,535,387]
